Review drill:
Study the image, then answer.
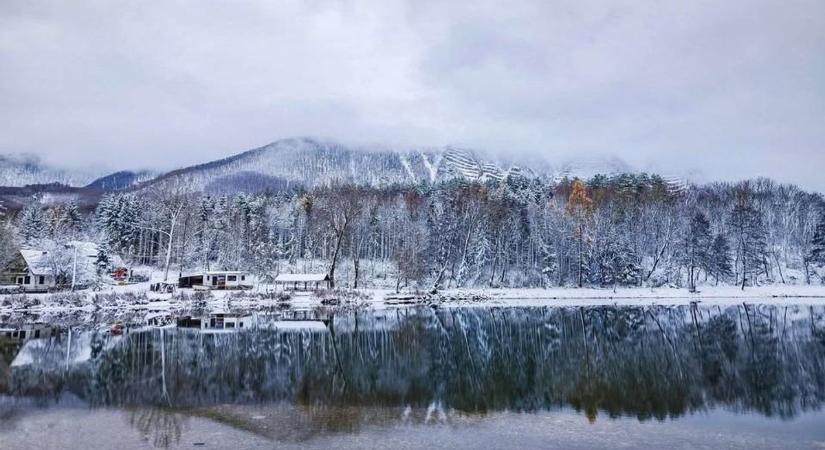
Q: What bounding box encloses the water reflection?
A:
[1,305,824,432]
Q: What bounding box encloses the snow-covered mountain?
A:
[2,138,670,195]
[0,154,104,187]
[85,170,157,191]
[142,137,584,193]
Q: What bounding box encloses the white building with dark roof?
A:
[0,241,122,292]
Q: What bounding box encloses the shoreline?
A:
[2,285,825,315]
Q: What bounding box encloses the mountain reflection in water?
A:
[2,304,825,431]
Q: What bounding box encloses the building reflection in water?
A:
[1,304,824,444]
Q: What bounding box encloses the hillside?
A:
[1,138,681,196]
[140,137,641,193]
[85,170,157,191]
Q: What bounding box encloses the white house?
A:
[178,271,252,290]
[1,249,57,292]
[0,241,123,292]
[0,324,59,341]
[176,313,256,331]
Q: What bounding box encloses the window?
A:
[24,276,30,285]
[241,275,246,281]
[19,330,26,339]
[34,330,40,338]
[228,275,237,281]
[38,276,45,284]
[16,277,23,285]
[239,322,244,328]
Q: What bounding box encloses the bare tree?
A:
[135,181,195,282]
[315,185,364,288]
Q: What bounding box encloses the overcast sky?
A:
[1,0,824,190]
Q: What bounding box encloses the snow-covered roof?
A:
[19,249,52,276]
[205,270,247,275]
[19,241,124,276]
[274,273,329,282]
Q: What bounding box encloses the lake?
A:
[1,303,824,449]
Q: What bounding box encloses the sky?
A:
[1,0,824,190]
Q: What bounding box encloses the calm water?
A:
[1,304,825,449]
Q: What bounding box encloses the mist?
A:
[1,0,823,190]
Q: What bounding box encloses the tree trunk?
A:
[773,252,785,284]
[328,231,344,289]
[162,224,175,282]
[688,260,695,292]
[577,224,584,288]
[645,242,667,283]
[804,259,811,285]
[353,257,360,289]
[741,255,747,290]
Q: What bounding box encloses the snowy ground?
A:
[3,282,825,316]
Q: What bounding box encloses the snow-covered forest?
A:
[2,173,825,291]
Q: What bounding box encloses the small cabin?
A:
[0,249,57,293]
[177,313,256,331]
[1,242,125,292]
[273,273,331,291]
[0,324,59,342]
[178,271,252,290]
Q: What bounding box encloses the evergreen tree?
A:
[602,239,640,288]
[17,201,48,245]
[96,240,111,275]
[96,193,141,258]
[54,201,83,239]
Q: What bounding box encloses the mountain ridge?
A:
[137,137,641,193]
[1,138,670,196]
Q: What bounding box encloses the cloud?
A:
[0,0,823,190]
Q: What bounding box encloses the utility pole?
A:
[71,244,78,291]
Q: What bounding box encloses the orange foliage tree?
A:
[566,180,593,287]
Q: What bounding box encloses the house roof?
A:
[18,241,125,276]
[19,249,53,276]
[274,273,329,282]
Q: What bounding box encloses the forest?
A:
[2,173,825,291]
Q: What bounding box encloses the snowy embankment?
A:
[449,285,825,307]
[3,283,825,316]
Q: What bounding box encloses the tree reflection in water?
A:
[2,304,824,446]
